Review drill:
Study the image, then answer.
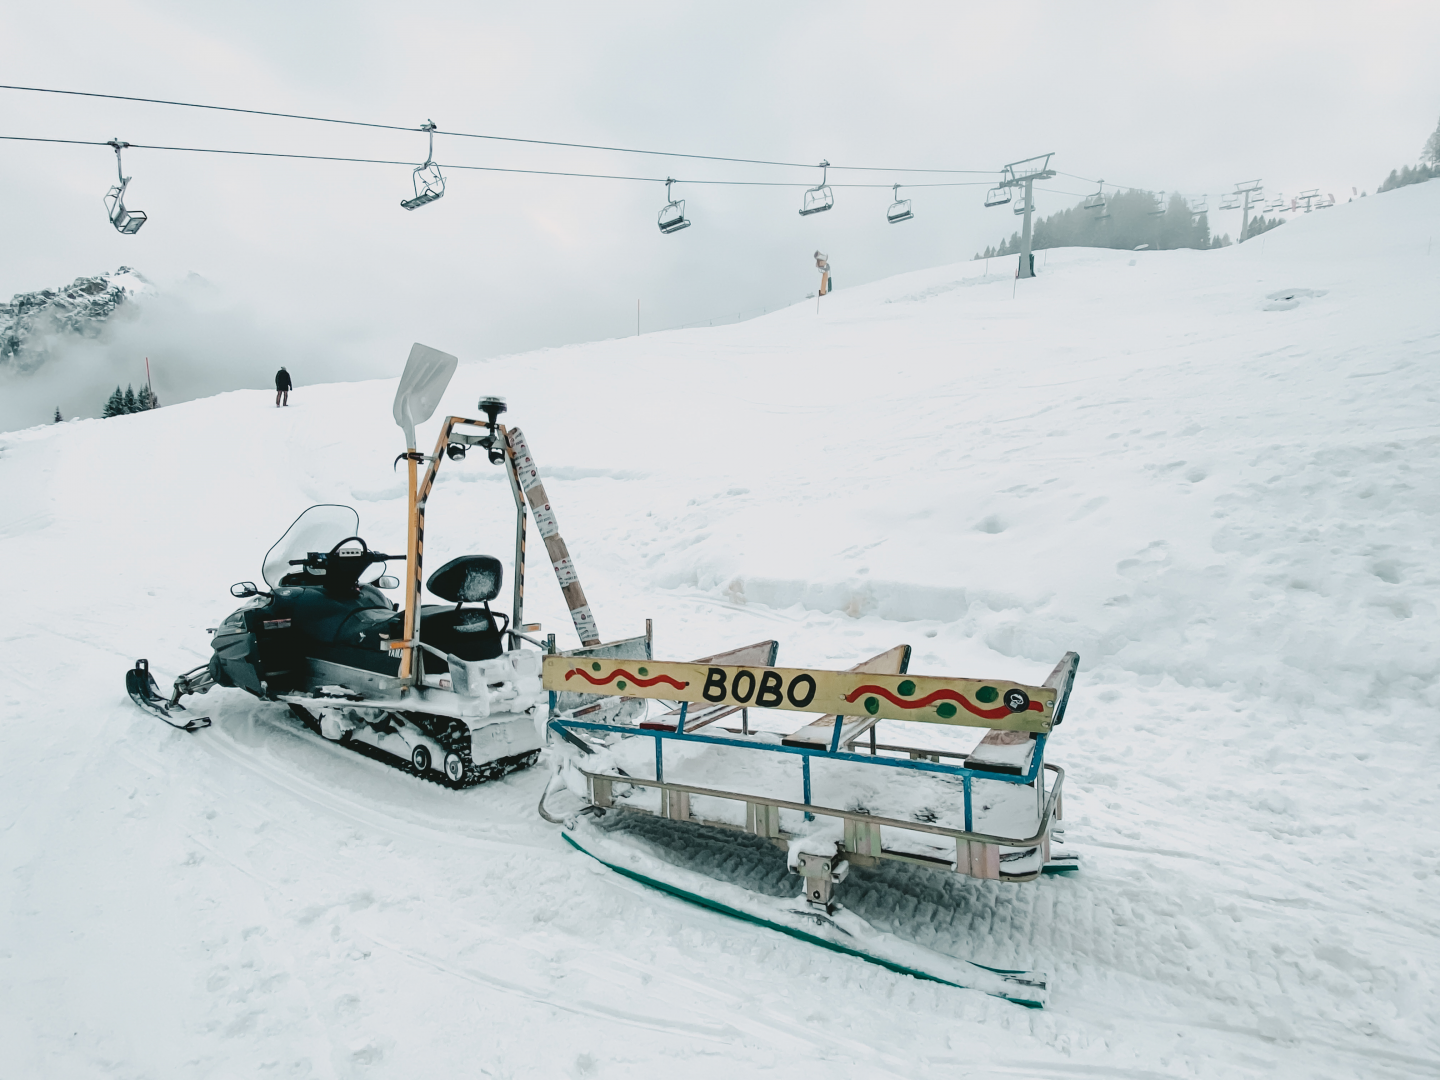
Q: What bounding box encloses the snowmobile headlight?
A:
[487,447,506,465]
[445,443,467,461]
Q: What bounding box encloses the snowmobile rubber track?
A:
[126,659,211,732]
[286,703,538,788]
[559,829,1047,1008]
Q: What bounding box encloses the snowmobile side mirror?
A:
[393,342,459,449]
[376,575,400,590]
[231,581,259,598]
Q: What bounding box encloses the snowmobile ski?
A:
[559,819,1048,1008]
[126,659,211,732]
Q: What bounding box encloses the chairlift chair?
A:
[657,178,691,234]
[799,160,834,216]
[1148,192,1166,216]
[1014,195,1030,215]
[984,186,1012,208]
[1219,194,1240,210]
[1083,182,1106,212]
[401,121,446,211]
[1191,196,1208,215]
[103,140,147,235]
[886,184,913,224]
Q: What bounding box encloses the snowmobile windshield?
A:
[262,505,362,588]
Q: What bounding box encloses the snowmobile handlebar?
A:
[289,536,402,568]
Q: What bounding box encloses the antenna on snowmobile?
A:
[392,343,459,688]
[479,396,507,464]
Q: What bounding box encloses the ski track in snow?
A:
[2,183,1439,1078]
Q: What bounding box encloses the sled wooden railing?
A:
[542,652,1078,735]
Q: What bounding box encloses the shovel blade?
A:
[393,343,458,448]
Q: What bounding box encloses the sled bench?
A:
[638,640,780,732]
[780,645,912,751]
[961,654,1078,774]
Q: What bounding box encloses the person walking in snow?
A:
[275,366,292,407]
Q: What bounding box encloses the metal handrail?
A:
[548,716,1046,786]
[579,763,1065,850]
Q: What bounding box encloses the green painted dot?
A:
[864,696,880,715]
[936,702,958,719]
[638,666,648,676]
[976,685,998,704]
[592,661,602,671]
[616,680,627,691]
[897,679,915,697]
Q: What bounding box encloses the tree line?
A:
[1376,113,1440,193]
[975,189,1245,259]
[102,384,161,416]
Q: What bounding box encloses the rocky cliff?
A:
[0,267,151,373]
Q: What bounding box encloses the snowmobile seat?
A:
[421,555,508,662]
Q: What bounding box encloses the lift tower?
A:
[991,154,1056,279]
[1231,180,1264,243]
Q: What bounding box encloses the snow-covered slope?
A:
[2,182,1437,1078]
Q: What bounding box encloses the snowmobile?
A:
[127,343,654,784]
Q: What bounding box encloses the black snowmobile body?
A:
[131,505,545,786]
[208,566,508,699]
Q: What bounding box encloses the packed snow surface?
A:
[2,182,1438,1078]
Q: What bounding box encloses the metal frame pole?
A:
[1019,178,1036,279]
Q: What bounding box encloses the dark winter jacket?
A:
[275,369,293,391]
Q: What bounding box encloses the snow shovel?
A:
[392,343,459,683]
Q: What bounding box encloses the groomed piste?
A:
[2,181,1438,1077]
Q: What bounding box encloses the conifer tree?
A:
[103,386,126,417]
[53,407,63,423]
[123,385,138,413]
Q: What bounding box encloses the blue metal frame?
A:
[548,715,1048,833]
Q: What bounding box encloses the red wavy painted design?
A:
[843,683,1042,720]
[564,667,689,691]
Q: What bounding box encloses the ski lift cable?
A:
[1056,171,1243,202]
[0,83,999,176]
[0,134,993,187]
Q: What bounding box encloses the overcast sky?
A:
[2,1,1437,421]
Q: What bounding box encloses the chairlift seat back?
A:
[104,180,146,235]
[800,186,834,216]
[402,163,445,211]
[984,187,1012,207]
[658,200,690,234]
[886,200,913,224]
[112,208,146,234]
